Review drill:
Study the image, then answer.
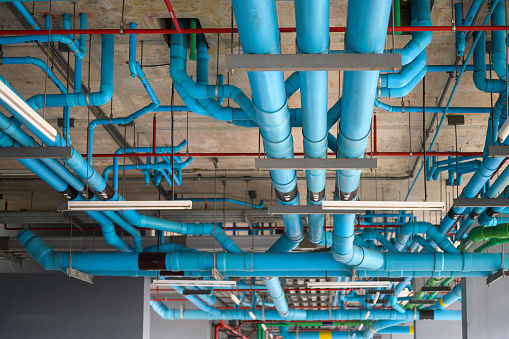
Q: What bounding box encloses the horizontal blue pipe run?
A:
[150,301,461,321]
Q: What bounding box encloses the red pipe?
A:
[215,320,250,339]
[85,151,483,158]
[152,115,157,155]
[373,115,377,153]
[162,0,182,33]
[0,25,508,36]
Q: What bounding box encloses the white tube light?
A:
[261,324,268,332]
[249,311,257,320]
[62,200,192,211]
[0,80,57,142]
[321,200,445,212]
[364,311,370,320]
[230,293,241,305]
[499,119,509,142]
[307,281,391,289]
[153,280,236,288]
[269,333,274,339]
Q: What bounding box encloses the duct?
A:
[295,0,329,245]
[378,66,426,98]
[150,300,460,321]
[332,0,392,269]
[431,284,461,310]
[473,32,507,93]
[380,50,426,89]
[26,34,113,109]
[0,57,67,93]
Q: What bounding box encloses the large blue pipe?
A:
[491,1,507,80]
[150,300,461,321]
[232,0,303,253]
[432,284,461,310]
[380,50,426,89]
[295,0,329,245]
[332,0,392,268]
[396,222,459,254]
[455,1,483,57]
[20,231,509,277]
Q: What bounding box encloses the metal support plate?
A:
[225,53,402,71]
[255,158,377,170]
[0,147,72,159]
[454,198,509,208]
[488,146,509,157]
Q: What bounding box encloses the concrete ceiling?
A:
[0,1,496,227]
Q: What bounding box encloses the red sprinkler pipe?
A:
[163,0,182,33]
[373,114,378,153]
[215,320,250,339]
[152,115,157,155]
[1,25,509,36]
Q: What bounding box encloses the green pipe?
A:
[475,237,509,253]
[190,18,197,61]
[257,323,262,339]
[405,278,442,309]
[394,0,401,35]
[459,223,509,252]
[417,277,454,309]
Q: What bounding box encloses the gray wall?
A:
[0,273,150,339]
[150,300,214,339]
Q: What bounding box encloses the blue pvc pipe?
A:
[380,50,426,88]
[26,34,113,109]
[432,284,461,310]
[491,1,507,80]
[396,222,459,254]
[0,34,85,60]
[374,99,491,114]
[473,32,506,93]
[0,57,67,93]
[379,65,426,98]
[332,0,392,268]
[455,3,465,56]
[295,0,329,245]
[232,0,303,253]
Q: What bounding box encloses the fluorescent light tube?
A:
[269,334,274,339]
[249,311,257,320]
[62,200,192,211]
[365,311,370,320]
[358,324,364,331]
[261,324,268,332]
[153,280,236,288]
[230,293,241,305]
[0,80,57,142]
[321,200,445,211]
[307,281,391,289]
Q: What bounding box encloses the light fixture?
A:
[499,119,509,142]
[372,292,380,306]
[261,324,268,332]
[249,311,257,320]
[230,293,241,305]
[67,268,93,284]
[321,200,445,212]
[269,333,274,339]
[60,200,193,211]
[358,324,364,331]
[0,80,58,142]
[307,281,391,289]
[153,279,236,288]
[364,311,370,320]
